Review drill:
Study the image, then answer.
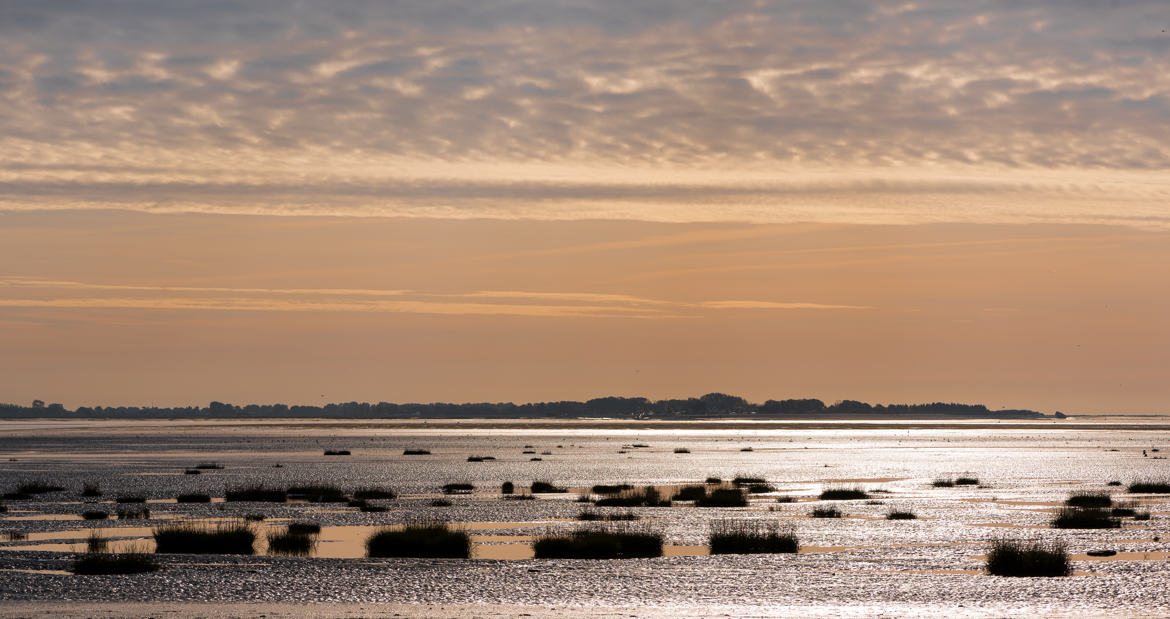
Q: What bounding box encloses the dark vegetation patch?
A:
[184,470,201,475]
[932,478,955,488]
[819,486,869,500]
[811,507,842,518]
[1110,501,1138,517]
[115,496,146,504]
[366,523,470,558]
[530,481,567,493]
[732,476,766,486]
[176,493,211,503]
[577,510,639,521]
[466,455,495,462]
[695,488,747,508]
[442,483,474,495]
[985,539,1070,577]
[194,463,223,470]
[705,477,722,485]
[116,507,150,520]
[72,552,161,575]
[286,521,321,535]
[1065,492,1112,508]
[360,504,389,512]
[244,514,266,522]
[287,484,347,502]
[402,449,430,455]
[1128,480,1170,493]
[86,532,108,553]
[673,448,690,454]
[886,510,917,520]
[1087,549,1117,557]
[533,526,663,559]
[502,493,535,501]
[709,520,798,554]
[323,450,351,456]
[500,481,515,494]
[954,477,979,486]
[595,487,670,507]
[82,510,109,520]
[153,522,256,554]
[17,480,65,494]
[1051,508,1121,529]
[747,483,775,494]
[430,499,452,507]
[591,484,633,495]
[739,447,754,452]
[81,483,102,497]
[1106,481,1122,487]
[268,524,319,555]
[672,485,709,502]
[4,531,28,541]
[774,496,796,503]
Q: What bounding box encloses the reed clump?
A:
[533,525,663,559]
[81,483,103,497]
[1127,480,1170,493]
[82,510,109,520]
[153,521,256,554]
[595,487,671,507]
[985,539,1070,577]
[695,488,747,508]
[530,481,567,493]
[1065,492,1112,508]
[16,480,65,495]
[286,484,347,502]
[352,488,397,500]
[886,509,917,520]
[1051,507,1120,529]
[442,483,474,495]
[72,552,161,575]
[819,486,869,500]
[267,526,318,556]
[810,507,842,518]
[591,484,633,495]
[225,485,287,502]
[708,520,798,554]
[577,510,639,521]
[671,485,709,502]
[366,523,470,558]
[402,449,431,455]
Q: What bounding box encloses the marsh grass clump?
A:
[740,447,754,452]
[72,552,161,575]
[1066,492,1112,508]
[116,507,150,520]
[747,483,776,494]
[267,528,317,556]
[1110,501,1139,517]
[533,525,663,559]
[774,496,796,503]
[577,510,639,521]
[194,462,223,470]
[732,476,766,486]
[4,531,28,541]
[403,449,431,455]
[352,488,396,500]
[1127,480,1170,493]
[1107,480,1122,486]
[886,509,917,520]
[530,481,567,493]
[467,455,495,462]
[16,480,65,495]
[115,496,146,504]
[673,448,690,454]
[954,477,979,486]
[500,481,515,495]
[82,510,109,520]
[709,520,798,555]
[705,477,722,485]
[243,513,266,522]
[1133,511,1152,521]
[442,483,474,495]
[86,531,108,553]
[1052,507,1121,529]
[225,485,287,502]
[811,507,842,518]
[81,483,103,497]
[985,539,1070,577]
[595,487,670,508]
[285,521,321,535]
[672,485,708,502]
[153,521,256,554]
[591,484,633,495]
[176,493,211,503]
[502,493,535,501]
[695,488,747,508]
[323,449,351,456]
[819,486,869,500]
[932,478,955,488]
[366,523,470,558]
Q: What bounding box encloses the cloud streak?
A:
[1,2,1168,225]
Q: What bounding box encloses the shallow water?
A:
[1,418,1170,617]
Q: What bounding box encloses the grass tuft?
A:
[500,481,515,494]
[954,477,979,486]
[530,481,567,493]
[1065,492,1112,508]
[323,449,351,456]
[986,539,1070,577]
[671,485,708,502]
[811,507,842,518]
[403,449,431,455]
[732,476,766,486]
[193,462,224,470]
[591,484,633,494]
[286,484,347,502]
[352,488,397,500]
[819,486,869,500]
[81,483,103,497]
[115,496,146,504]
[16,480,65,494]
[430,499,452,507]
[533,525,663,559]
[673,448,690,454]
[153,521,255,554]
[366,523,470,558]
[695,488,747,508]
[595,487,671,507]
[267,527,317,555]
[442,483,474,495]
[1127,480,1170,493]
[709,520,798,554]
[72,552,161,575]
[577,510,639,521]
[704,477,722,485]
[1051,507,1121,529]
[82,510,109,520]
[86,531,108,553]
[886,509,917,520]
[932,478,955,488]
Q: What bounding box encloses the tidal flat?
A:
[1,417,1169,617]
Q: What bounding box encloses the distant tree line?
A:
[0,393,1045,419]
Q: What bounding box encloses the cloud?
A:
[0,277,867,318]
[1,1,1168,225]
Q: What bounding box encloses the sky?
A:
[1,1,1168,412]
